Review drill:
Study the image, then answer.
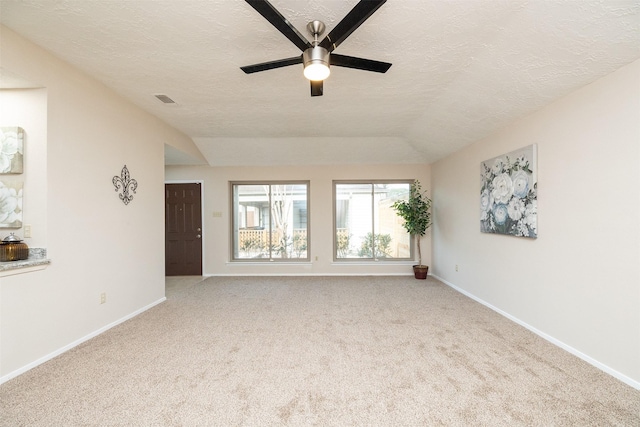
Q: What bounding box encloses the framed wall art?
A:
[0,127,24,174]
[0,180,23,228]
[480,144,537,238]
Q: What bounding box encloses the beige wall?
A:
[165,164,431,276]
[0,26,196,381]
[431,59,640,387]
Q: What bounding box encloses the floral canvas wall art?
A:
[480,144,537,238]
[0,180,23,228]
[0,127,24,174]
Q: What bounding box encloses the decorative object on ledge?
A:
[0,127,24,174]
[0,180,23,228]
[112,165,138,205]
[480,144,537,238]
[0,232,29,261]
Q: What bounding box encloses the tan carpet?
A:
[1,276,638,426]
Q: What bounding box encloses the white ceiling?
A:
[1,0,639,166]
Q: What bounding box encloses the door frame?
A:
[165,179,205,275]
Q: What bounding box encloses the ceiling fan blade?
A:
[241,56,302,74]
[319,0,386,53]
[245,0,312,51]
[310,80,323,97]
[330,54,391,73]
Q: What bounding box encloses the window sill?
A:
[332,260,416,265]
[226,261,313,266]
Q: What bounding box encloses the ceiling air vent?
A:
[154,94,176,104]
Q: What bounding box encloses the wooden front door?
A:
[165,183,202,276]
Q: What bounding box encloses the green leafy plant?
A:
[292,233,307,258]
[240,236,265,258]
[392,180,432,266]
[358,232,392,258]
[336,231,351,258]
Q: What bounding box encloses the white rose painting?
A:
[0,180,23,228]
[480,144,537,238]
[0,127,24,174]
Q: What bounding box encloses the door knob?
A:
[196,234,201,239]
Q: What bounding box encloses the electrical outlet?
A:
[100,293,106,304]
[455,264,459,272]
[24,225,32,238]
[212,211,222,217]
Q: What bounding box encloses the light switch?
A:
[212,211,223,218]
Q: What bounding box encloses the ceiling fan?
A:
[241,0,392,97]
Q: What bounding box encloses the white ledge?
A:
[0,260,50,277]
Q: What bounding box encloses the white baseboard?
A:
[432,274,640,390]
[1,297,166,385]
[204,273,413,277]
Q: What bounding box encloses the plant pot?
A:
[413,265,429,280]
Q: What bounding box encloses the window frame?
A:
[332,179,414,262]
[230,180,310,262]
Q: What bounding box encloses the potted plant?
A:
[392,180,432,279]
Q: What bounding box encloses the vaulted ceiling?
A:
[1,0,639,166]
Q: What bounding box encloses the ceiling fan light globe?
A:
[303,46,330,81]
[304,63,330,81]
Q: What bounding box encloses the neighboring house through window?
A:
[232,182,309,261]
[334,181,412,261]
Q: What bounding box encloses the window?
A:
[232,182,309,261]
[334,181,412,261]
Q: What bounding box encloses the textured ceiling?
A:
[1,0,639,166]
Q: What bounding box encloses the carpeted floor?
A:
[1,276,638,426]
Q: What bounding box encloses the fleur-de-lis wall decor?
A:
[112,165,138,205]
